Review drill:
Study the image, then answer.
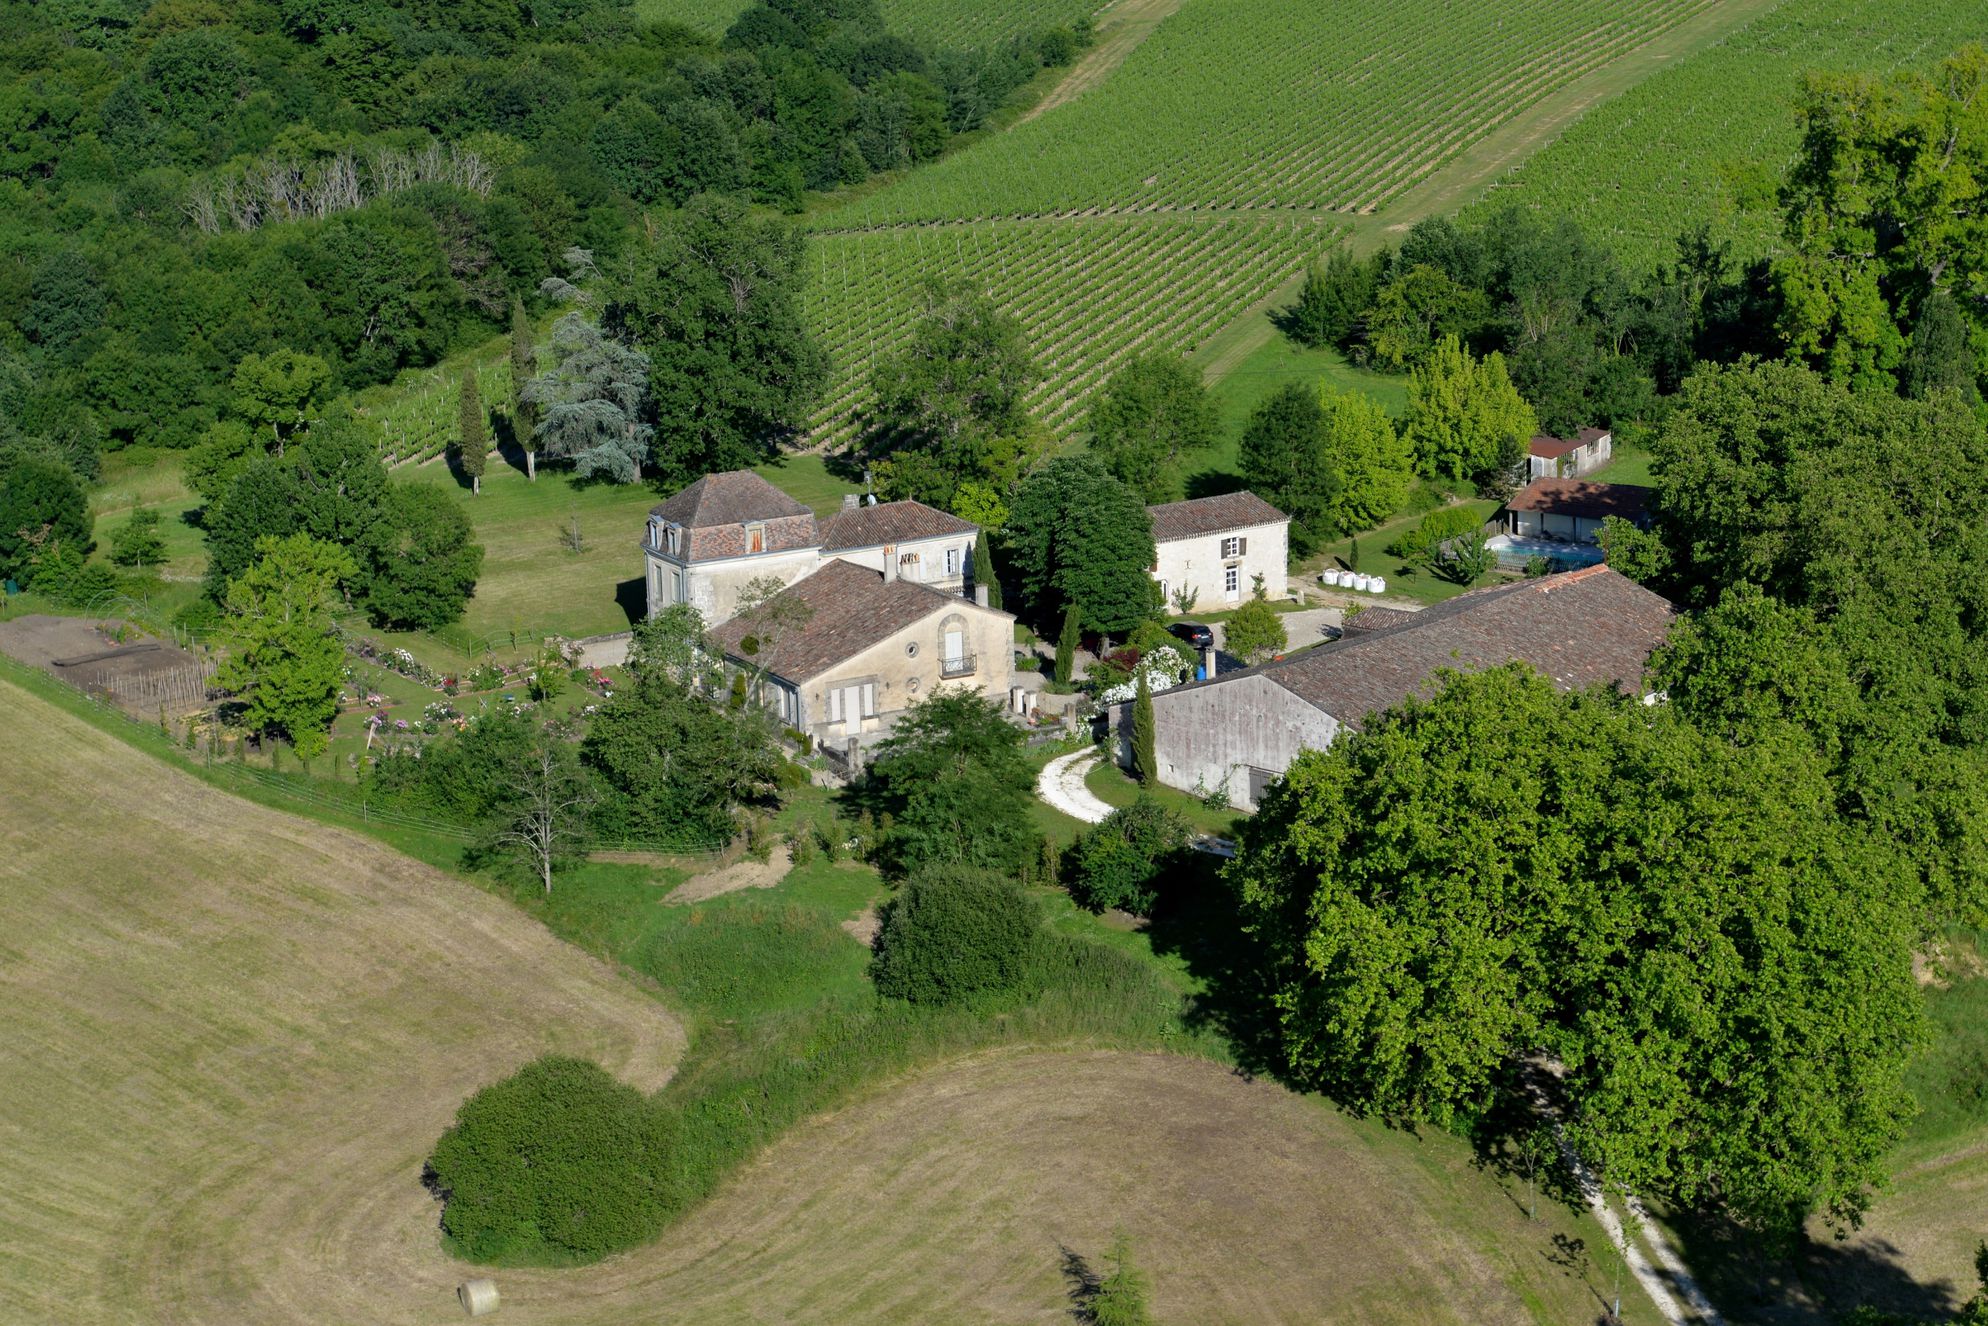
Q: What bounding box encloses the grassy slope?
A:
[0,669,1645,1324]
[0,672,686,1326]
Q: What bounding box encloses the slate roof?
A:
[1507,479,1652,522]
[649,470,812,528]
[1175,566,1672,729]
[1148,491,1287,544]
[818,500,976,551]
[709,559,998,683]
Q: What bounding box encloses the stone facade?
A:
[1110,671,1337,809]
[779,602,1015,760]
[1146,492,1291,611]
[1153,519,1289,609]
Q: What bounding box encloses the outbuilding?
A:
[1147,491,1289,610]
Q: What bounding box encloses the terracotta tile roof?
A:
[818,500,976,551]
[650,470,812,528]
[1528,434,1584,459]
[1528,428,1613,459]
[1175,566,1673,729]
[1148,491,1287,544]
[1507,479,1652,522]
[709,559,1001,683]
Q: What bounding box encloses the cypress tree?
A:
[1132,669,1156,784]
[509,299,539,481]
[1053,603,1080,687]
[973,526,1002,610]
[458,372,487,496]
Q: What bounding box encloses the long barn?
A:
[1110,566,1675,809]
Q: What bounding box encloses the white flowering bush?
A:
[1093,643,1193,707]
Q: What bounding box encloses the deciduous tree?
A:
[1237,382,1339,553]
[870,280,1038,509]
[1317,386,1412,532]
[1221,595,1286,665]
[606,195,827,486]
[1003,455,1155,634]
[1086,353,1216,504]
[1401,335,1537,486]
[867,688,1038,877]
[213,533,357,757]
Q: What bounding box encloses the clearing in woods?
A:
[1,675,1639,1324]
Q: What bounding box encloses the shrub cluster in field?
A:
[425,686,1204,1266]
[425,899,1191,1263]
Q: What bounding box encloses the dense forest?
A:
[0,0,1085,472]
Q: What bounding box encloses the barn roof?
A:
[1161,566,1673,729]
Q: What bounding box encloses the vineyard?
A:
[631,0,1103,46]
[349,330,518,469]
[1463,0,1983,270]
[804,214,1336,446]
[818,0,1725,226]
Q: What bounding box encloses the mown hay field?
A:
[1,676,1640,1323]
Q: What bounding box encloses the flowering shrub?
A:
[1093,643,1193,706]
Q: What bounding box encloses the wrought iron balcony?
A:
[940,652,977,678]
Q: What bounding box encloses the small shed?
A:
[1503,479,1651,546]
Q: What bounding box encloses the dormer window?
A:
[665,523,681,556]
[746,522,765,554]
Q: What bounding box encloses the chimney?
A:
[882,544,896,583]
[973,583,989,608]
[841,493,860,511]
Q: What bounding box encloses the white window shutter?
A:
[828,687,842,723]
[861,682,876,716]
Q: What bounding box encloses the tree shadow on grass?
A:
[1141,855,1291,1083]
[1057,1243,1102,1322]
[614,577,645,628]
[1661,1206,1963,1325]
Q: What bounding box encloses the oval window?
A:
[905,642,919,657]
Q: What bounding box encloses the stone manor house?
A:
[642,470,1014,761]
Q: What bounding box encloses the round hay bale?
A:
[457,1278,500,1317]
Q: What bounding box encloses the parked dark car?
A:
[1168,622,1214,650]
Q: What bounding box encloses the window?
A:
[671,571,685,603]
[1224,566,1240,597]
[905,642,919,658]
[1221,535,1247,558]
[666,524,681,556]
[944,547,960,576]
[746,523,765,554]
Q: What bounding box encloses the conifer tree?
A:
[1053,603,1080,687]
[457,372,487,495]
[509,300,539,480]
[972,526,1002,610]
[1132,670,1157,783]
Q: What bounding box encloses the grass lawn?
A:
[394,450,862,650]
[1084,758,1242,839]
[1306,498,1508,607]
[1189,338,1410,495]
[1584,443,1658,487]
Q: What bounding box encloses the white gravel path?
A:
[1037,749,1114,825]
